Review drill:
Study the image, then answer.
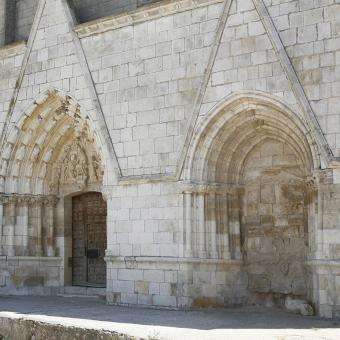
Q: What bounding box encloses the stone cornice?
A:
[0,41,26,59]
[75,0,223,38]
[104,255,242,266]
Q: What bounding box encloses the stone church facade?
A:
[0,0,340,318]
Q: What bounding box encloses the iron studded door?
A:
[72,192,107,287]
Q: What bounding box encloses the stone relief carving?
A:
[49,121,103,194]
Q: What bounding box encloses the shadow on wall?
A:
[68,0,163,24]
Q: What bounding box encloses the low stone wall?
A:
[0,256,62,295]
[0,315,136,340]
[106,256,246,308]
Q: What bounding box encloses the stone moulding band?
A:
[75,0,223,38]
[0,256,62,263]
[104,255,242,265]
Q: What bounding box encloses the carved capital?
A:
[43,195,59,207]
[16,195,32,205]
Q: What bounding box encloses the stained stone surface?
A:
[241,140,308,303]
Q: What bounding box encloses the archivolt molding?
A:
[0,88,105,196]
[183,91,321,183]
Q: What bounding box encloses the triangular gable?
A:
[177,0,335,179]
[0,0,120,182]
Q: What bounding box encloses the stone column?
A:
[197,192,206,258]
[228,190,242,259]
[44,196,58,257]
[34,197,43,256]
[218,192,231,259]
[16,196,29,256]
[6,196,16,256]
[184,191,193,257]
[208,192,218,259]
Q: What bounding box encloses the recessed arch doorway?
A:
[0,89,110,290]
[182,92,321,307]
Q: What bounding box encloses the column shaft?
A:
[197,193,207,258]
[36,202,43,256]
[220,193,231,259]
[46,203,55,257]
[184,192,193,257]
[7,200,15,256]
[209,192,218,258]
[21,201,29,255]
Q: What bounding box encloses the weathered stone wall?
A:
[0,0,339,318]
[309,182,340,318]
[0,0,163,47]
[106,182,181,258]
[0,42,25,127]
[0,256,62,295]
[241,139,308,304]
[106,257,246,307]
[263,0,340,157]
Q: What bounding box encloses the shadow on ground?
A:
[0,295,339,331]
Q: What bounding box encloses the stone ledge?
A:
[307,260,340,268]
[0,41,26,59]
[0,256,62,265]
[75,0,222,38]
[105,255,241,265]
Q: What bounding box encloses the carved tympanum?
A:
[49,122,103,194]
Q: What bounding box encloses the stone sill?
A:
[0,41,26,59]
[75,0,222,38]
[105,255,241,265]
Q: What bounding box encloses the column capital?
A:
[43,195,59,207]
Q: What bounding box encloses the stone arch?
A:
[183,91,320,182]
[181,91,319,306]
[0,88,116,195]
[0,89,109,265]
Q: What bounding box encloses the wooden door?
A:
[72,192,107,287]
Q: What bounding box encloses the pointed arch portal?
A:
[181,92,319,306]
[0,89,108,287]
